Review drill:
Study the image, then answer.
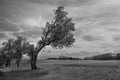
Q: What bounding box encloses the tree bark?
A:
[5,60,11,67]
[30,45,45,70]
[5,61,9,67]
[31,54,37,70]
[16,59,20,67]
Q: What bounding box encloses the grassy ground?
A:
[1,60,120,80]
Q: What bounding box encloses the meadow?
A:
[1,60,120,80]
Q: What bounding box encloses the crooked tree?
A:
[28,6,75,70]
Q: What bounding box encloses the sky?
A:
[0,0,120,58]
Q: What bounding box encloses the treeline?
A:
[83,53,120,60]
[47,56,81,60]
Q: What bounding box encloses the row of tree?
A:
[0,6,75,70]
[83,53,120,60]
[47,56,81,60]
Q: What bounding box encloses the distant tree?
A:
[85,53,116,60]
[116,53,120,60]
[28,6,75,70]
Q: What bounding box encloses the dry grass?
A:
[1,60,120,80]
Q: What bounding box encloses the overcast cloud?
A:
[0,0,120,58]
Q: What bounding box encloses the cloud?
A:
[12,27,42,38]
[82,34,104,42]
[0,18,20,32]
[28,0,99,6]
[113,35,120,41]
[0,33,8,39]
[1,0,120,57]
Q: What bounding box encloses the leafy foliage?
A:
[0,39,14,66]
[38,6,75,49]
[0,37,27,67]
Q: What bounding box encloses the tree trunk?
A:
[5,60,11,67]
[8,60,11,67]
[5,61,9,67]
[30,45,45,70]
[16,60,20,67]
[31,54,37,70]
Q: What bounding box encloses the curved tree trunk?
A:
[30,45,45,70]
[31,54,37,70]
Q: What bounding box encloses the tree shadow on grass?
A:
[0,71,4,77]
[0,71,6,80]
[28,70,49,78]
[2,68,49,80]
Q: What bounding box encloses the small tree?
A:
[13,36,27,67]
[29,6,75,69]
[1,39,14,67]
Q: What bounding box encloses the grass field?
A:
[1,60,120,80]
